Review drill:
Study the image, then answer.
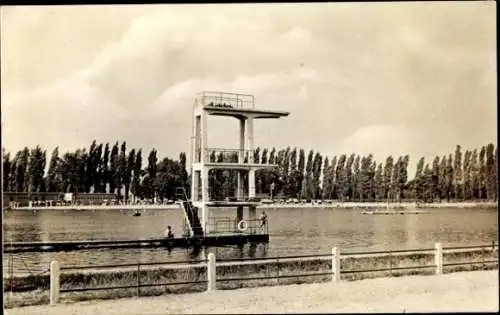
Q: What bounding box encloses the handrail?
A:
[206,216,267,235]
[176,187,196,237]
[178,188,204,236]
[184,208,195,237]
[194,91,255,109]
[175,187,189,201]
[197,91,255,98]
[207,148,254,153]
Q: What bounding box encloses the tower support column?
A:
[247,117,255,198]
[201,168,210,234]
[247,117,254,162]
[236,206,244,232]
[249,205,257,233]
[201,111,208,163]
[201,204,209,234]
[249,170,256,198]
[237,119,246,199]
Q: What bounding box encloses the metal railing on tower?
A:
[194,91,255,110]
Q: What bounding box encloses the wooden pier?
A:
[4,233,269,254]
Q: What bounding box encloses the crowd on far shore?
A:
[5,196,497,210]
[6,198,177,209]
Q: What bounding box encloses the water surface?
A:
[3,206,497,276]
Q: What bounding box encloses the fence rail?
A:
[60,280,208,293]
[443,260,499,267]
[46,242,498,305]
[217,271,334,283]
[443,243,496,251]
[342,264,435,274]
[342,247,435,256]
[60,259,208,271]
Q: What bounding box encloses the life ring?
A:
[237,220,248,232]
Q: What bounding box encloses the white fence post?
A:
[332,247,341,283]
[50,260,60,305]
[435,242,443,275]
[207,253,216,291]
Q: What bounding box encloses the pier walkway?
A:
[4,234,269,253]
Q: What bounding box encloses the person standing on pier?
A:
[164,226,174,239]
[259,211,268,232]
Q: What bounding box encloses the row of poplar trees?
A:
[2,142,498,202]
[2,141,189,201]
[249,143,497,202]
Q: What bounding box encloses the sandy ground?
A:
[5,270,498,314]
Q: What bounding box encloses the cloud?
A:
[335,124,427,178]
[2,74,128,152]
[145,67,326,156]
[1,3,496,166]
[338,124,413,156]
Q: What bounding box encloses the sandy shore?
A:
[5,270,498,314]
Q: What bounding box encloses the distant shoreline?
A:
[260,201,498,209]
[4,201,497,211]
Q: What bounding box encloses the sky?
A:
[1,2,497,177]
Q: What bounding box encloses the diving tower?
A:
[179,91,289,238]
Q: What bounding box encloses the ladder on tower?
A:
[176,187,204,237]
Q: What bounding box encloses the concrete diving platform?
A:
[195,91,289,120]
[189,90,287,239]
[203,106,290,120]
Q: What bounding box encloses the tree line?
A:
[2,141,497,202]
[2,141,188,201]
[250,143,497,202]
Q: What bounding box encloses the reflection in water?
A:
[2,207,498,274]
[406,212,420,249]
[236,244,245,259]
[166,245,173,254]
[190,246,202,260]
[260,243,268,257]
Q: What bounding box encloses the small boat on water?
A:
[133,210,142,217]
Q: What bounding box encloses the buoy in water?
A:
[237,220,248,232]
